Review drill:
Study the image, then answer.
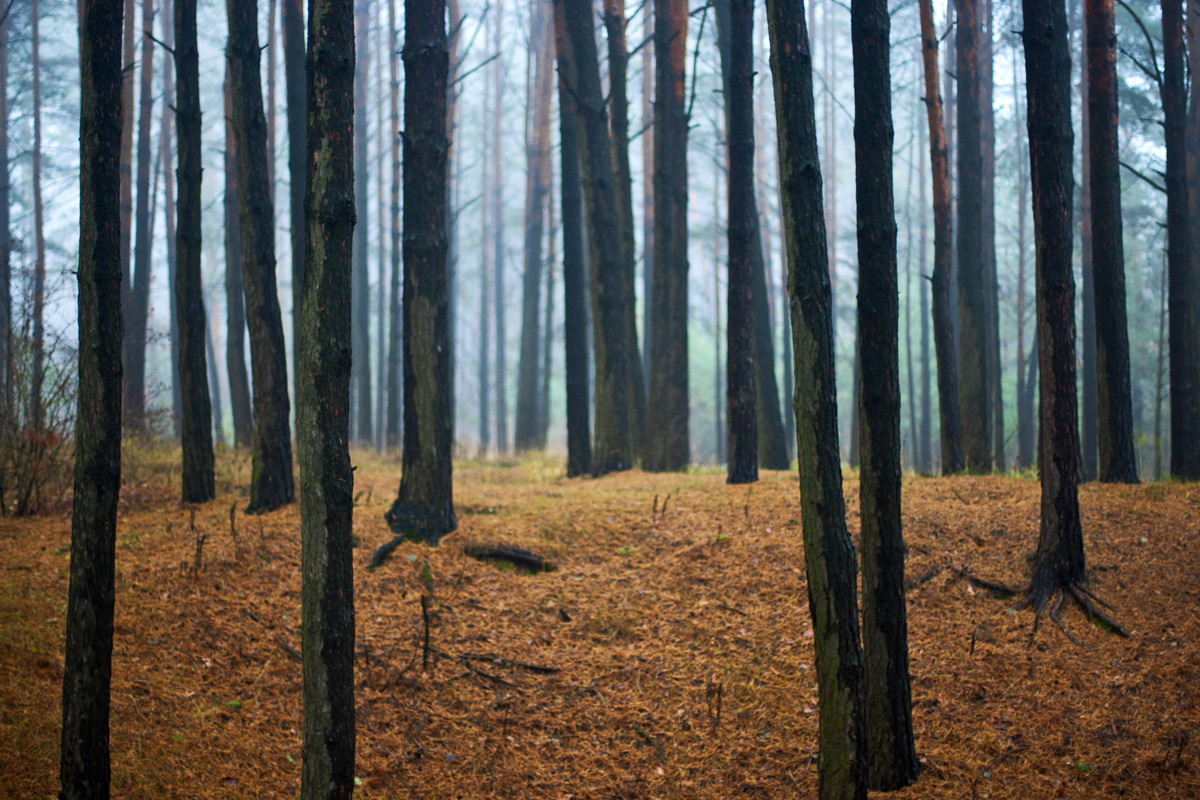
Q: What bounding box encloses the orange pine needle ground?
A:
[1,445,1197,798]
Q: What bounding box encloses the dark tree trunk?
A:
[120,0,133,375]
[59,2,123,794]
[227,0,295,513]
[1022,0,1087,605]
[766,1,867,798]
[125,0,155,433]
[160,0,181,440]
[282,0,306,413]
[206,305,226,446]
[645,0,689,472]
[375,25,387,452]
[982,0,1003,471]
[723,0,758,483]
[852,0,918,787]
[516,0,554,452]
[175,0,215,503]
[555,0,635,475]
[298,1,356,796]
[1079,4,1098,481]
[224,72,253,448]
[641,3,654,397]
[30,0,46,435]
[1189,0,1200,477]
[1163,0,1200,479]
[540,176,556,447]
[715,0,788,472]
[918,110,932,474]
[1085,0,1138,483]
[956,0,991,472]
[603,0,647,461]
[918,0,964,474]
[446,0,461,440]
[386,0,402,450]
[492,0,508,455]
[552,3,592,477]
[386,0,457,543]
[352,0,372,443]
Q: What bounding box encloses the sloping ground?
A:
[1,449,1198,799]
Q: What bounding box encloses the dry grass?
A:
[1,448,1198,798]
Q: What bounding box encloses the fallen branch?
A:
[463,543,555,573]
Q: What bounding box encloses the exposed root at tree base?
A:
[955,565,1130,642]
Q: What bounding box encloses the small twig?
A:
[421,595,432,671]
[273,633,301,663]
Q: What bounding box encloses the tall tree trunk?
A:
[446,0,461,438]
[645,0,689,472]
[492,0,508,455]
[120,0,134,379]
[1079,0,1098,481]
[604,0,647,461]
[227,0,295,513]
[267,0,277,191]
[723,0,758,483]
[1015,39,1034,470]
[376,11,387,453]
[59,2,123,794]
[224,72,253,448]
[386,0,457,543]
[556,0,636,475]
[282,0,306,412]
[1023,0,1087,604]
[477,55,491,456]
[1153,254,1167,479]
[160,0,181,440]
[206,303,226,446]
[766,2,867,797]
[298,2,356,796]
[852,0,918,787]
[982,0,1003,471]
[641,1,654,397]
[956,0,991,472]
[918,0,964,474]
[1188,0,1200,476]
[1164,0,1200,479]
[712,162,724,464]
[386,0,402,450]
[516,0,553,452]
[1086,0,1138,483]
[917,97,932,475]
[30,0,46,435]
[175,0,215,503]
[352,0,372,443]
[716,0,788,472]
[124,0,154,433]
[540,172,556,447]
[552,3,592,477]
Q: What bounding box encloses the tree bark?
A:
[386,0,402,450]
[917,99,932,475]
[492,0,508,455]
[552,2,592,477]
[120,0,134,378]
[1079,1,1098,481]
[645,0,689,472]
[224,72,253,448]
[124,0,155,433]
[982,0,1003,471]
[1022,0,1087,605]
[1086,0,1138,483]
[1164,0,1200,479]
[956,0,990,473]
[298,2,356,797]
[641,2,654,398]
[767,2,867,797]
[852,0,918,787]
[59,2,123,795]
[375,17,387,452]
[722,0,758,483]
[715,0,788,472]
[603,0,647,461]
[159,0,181,440]
[30,0,46,435]
[540,174,556,447]
[555,0,636,475]
[387,0,457,543]
[227,0,295,513]
[352,0,372,443]
[282,0,306,415]
[175,0,215,503]
[0,5,9,407]
[918,0,964,474]
[516,0,554,452]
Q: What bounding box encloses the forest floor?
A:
[1,445,1199,799]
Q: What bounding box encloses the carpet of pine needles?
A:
[1,444,1199,799]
